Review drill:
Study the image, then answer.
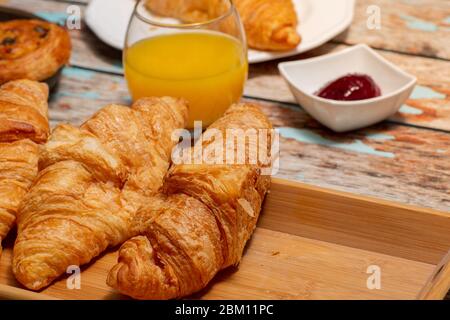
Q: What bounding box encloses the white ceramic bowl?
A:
[278,44,417,132]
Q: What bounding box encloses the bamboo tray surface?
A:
[0,178,449,300]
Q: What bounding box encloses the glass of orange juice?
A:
[124,0,248,128]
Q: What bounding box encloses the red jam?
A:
[316,73,381,101]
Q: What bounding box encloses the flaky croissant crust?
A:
[107,103,273,299]
[0,140,39,248]
[108,194,224,300]
[0,79,50,143]
[0,80,49,257]
[13,97,188,290]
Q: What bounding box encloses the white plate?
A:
[85,0,355,64]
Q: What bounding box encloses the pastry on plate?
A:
[145,0,301,51]
[0,79,49,257]
[12,97,188,290]
[0,19,71,84]
[234,0,301,51]
[107,103,274,299]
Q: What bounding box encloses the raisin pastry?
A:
[0,19,71,84]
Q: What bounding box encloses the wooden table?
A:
[1,0,449,299]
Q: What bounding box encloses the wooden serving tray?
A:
[0,178,449,300]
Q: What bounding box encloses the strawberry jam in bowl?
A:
[278,44,417,132]
[316,73,381,101]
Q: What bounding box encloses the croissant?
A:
[234,0,301,51]
[145,0,300,51]
[0,80,49,257]
[107,103,273,299]
[13,97,188,290]
[145,0,218,23]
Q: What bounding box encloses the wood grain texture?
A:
[246,43,450,132]
[3,0,449,131]
[0,0,448,299]
[418,250,450,299]
[0,230,435,300]
[0,284,59,300]
[38,66,450,213]
[260,179,450,265]
[47,66,129,127]
[0,179,443,300]
[335,0,450,60]
[258,98,450,213]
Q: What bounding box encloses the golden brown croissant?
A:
[13,97,188,290]
[107,103,273,299]
[145,0,300,51]
[234,0,301,51]
[0,80,49,257]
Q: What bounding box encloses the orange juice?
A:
[124,31,248,128]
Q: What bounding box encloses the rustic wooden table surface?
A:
[1,0,449,299]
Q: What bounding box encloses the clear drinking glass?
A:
[124,0,248,128]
